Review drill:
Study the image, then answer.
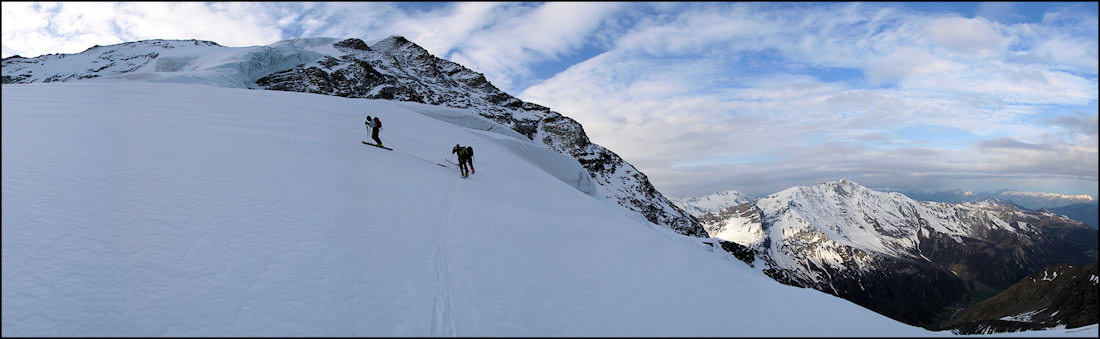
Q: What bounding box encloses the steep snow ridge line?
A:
[396,102,529,142]
[431,178,460,337]
[399,101,597,196]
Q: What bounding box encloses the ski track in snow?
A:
[431,178,460,337]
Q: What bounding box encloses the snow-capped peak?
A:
[959,198,1023,210]
[369,35,417,52]
[754,179,983,258]
[674,189,752,217]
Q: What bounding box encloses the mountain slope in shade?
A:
[1,37,705,238]
[696,179,1098,329]
[942,261,1098,334]
[1046,202,1099,229]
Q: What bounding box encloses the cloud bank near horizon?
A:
[3,2,1097,199]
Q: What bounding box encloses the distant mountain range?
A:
[888,188,1096,210]
[682,179,1098,329]
[673,190,752,218]
[884,188,1098,229]
[1047,203,1099,229]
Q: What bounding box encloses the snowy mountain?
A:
[2,36,705,238]
[673,189,752,217]
[694,179,1098,329]
[943,261,1098,334]
[1,80,953,337]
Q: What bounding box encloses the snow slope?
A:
[4,37,708,238]
[0,81,896,336]
[4,81,1094,337]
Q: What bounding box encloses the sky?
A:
[2,1,1098,199]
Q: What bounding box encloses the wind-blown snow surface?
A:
[2,82,1092,337]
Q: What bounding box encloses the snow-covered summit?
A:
[674,189,752,217]
[2,36,706,238]
[3,39,225,84]
[957,197,1026,210]
[746,178,1089,271]
[755,178,970,258]
[695,178,1098,329]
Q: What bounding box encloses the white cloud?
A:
[436,2,626,92]
[2,2,284,57]
[923,17,1008,58]
[1029,36,1100,74]
[977,2,1025,23]
[387,2,505,53]
[1,2,49,32]
[864,47,961,84]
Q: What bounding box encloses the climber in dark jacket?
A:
[452,144,475,178]
[365,115,383,146]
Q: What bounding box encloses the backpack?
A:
[456,146,472,159]
[374,117,382,129]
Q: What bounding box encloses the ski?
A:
[445,159,476,178]
[362,141,393,150]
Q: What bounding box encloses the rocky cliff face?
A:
[694,179,1098,329]
[2,36,705,238]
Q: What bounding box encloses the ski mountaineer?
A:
[365,115,383,147]
[452,144,475,178]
